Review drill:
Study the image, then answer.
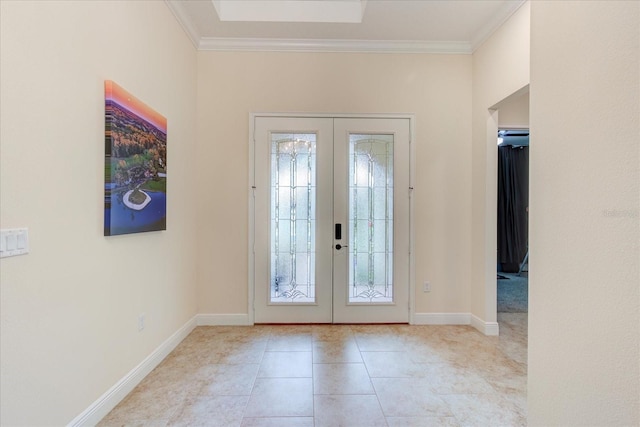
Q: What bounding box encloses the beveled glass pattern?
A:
[270,134,316,303]
[348,134,394,303]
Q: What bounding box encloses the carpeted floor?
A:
[497,272,528,313]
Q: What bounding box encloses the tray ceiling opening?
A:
[212,0,368,23]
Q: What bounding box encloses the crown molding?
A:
[165,0,201,49]
[164,0,521,54]
[198,38,472,54]
[471,0,527,52]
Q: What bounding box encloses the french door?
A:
[252,116,411,323]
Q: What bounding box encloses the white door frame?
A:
[248,112,416,324]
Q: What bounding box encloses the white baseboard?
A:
[471,314,500,336]
[67,316,197,427]
[197,313,252,326]
[412,312,499,336]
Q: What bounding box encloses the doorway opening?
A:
[497,129,529,314]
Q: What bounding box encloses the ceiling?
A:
[166,0,526,53]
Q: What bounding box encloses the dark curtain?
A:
[497,145,529,272]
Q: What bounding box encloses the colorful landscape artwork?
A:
[104,81,167,236]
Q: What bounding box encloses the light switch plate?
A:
[0,228,29,258]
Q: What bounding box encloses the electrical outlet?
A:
[138,313,145,332]
[423,281,431,292]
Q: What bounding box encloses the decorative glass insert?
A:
[270,133,316,303]
[349,134,394,303]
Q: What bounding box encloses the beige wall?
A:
[196,52,473,316]
[498,92,529,129]
[0,1,198,425]
[471,2,530,323]
[528,1,639,425]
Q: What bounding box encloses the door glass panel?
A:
[348,134,394,303]
[270,133,316,303]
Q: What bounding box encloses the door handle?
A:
[335,244,348,250]
[335,223,342,240]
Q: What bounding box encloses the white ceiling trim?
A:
[164,0,523,54]
[470,0,527,51]
[198,37,472,54]
[165,0,200,48]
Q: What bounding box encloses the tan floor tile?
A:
[313,339,363,363]
[463,353,526,379]
[244,378,313,417]
[484,370,527,396]
[496,315,528,356]
[167,395,248,427]
[496,340,528,365]
[405,341,462,364]
[100,321,528,426]
[137,360,202,394]
[216,341,267,364]
[257,351,312,378]
[99,384,188,423]
[194,325,270,342]
[350,324,397,334]
[498,312,528,332]
[313,363,374,395]
[386,416,461,427]
[268,325,313,335]
[312,324,354,341]
[387,324,415,334]
[198,363,260,395]
[400,325,442,339]
[361,351,423,378]
[314,394,387,427]
[266,334,313,351]
[241,417,314,427]
[418,363,495,395]
[504,392,528,417]
[441,393,526,427]
[372,378,453,417]
[161,341,220,367]
[98,419,169,427]
[354,332,407,351]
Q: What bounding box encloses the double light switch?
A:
[0,228,29,258]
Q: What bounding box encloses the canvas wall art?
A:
[104,80,167,236]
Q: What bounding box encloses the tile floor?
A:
[99,313,527,426]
